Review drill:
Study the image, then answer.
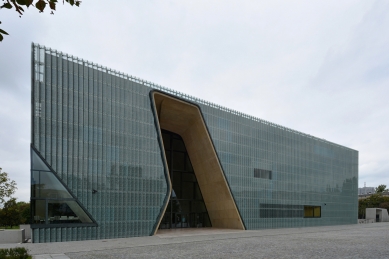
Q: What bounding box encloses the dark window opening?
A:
[304,206,321,218]
[254,168,272,179]
[259,204,303,218]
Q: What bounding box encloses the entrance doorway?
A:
[159,130,211,229]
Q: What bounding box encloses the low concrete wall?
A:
[0,229,25,244]
[19,224,31,240]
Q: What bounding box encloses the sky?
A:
[1,1,389,203]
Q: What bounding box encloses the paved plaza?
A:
[1,223,388,258]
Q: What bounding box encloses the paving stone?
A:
[2,223,388,259]
[33,255,54,259]
[67,223,389,259]
[51,254,71,259]
[33,254,70,259]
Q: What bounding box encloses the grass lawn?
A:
[0,225,20,230]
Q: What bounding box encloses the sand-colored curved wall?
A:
[152,92,245,230]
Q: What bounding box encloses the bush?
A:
[358,194,389,219]
[379,202,389,212]
[0,247,31,259]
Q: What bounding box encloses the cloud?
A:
[1,1,389,203]
[301,1,389,187]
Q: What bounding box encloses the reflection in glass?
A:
[31,171,72,199]
[159,130,211,229]
[304,206,313,217]
[313,206,321,217]
[31,148,95,226]
[304,206,321,218]
[172,152,185,171]
[31,149,50,171]
[47,200,93,224]
[32,200,45,224]
[172,139,185,152]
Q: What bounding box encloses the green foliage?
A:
[0,0,81,41]
[358,193,389,219]
[0,168,17,204]
[18,202,31,224]
[0,199,30,227]
[0,225,19,229]
[379,202,389,211]
[0,198,21,228]
[0,247,31,259]
[0,198,31,228]
[376,184,388,193]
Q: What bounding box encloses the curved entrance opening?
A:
[159,130,212,229]
[151,91,245,233]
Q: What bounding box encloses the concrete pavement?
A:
[0,223,388,258]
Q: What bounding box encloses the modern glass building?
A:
[31,43,358,243]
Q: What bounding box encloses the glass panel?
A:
[172,184,181,198]
[172,139,185,152]
[179,200,190,213]
[32,149,50,171]
[172,213,181,228]
[172,171,181,187]
[172,152,185,171]
[162,132,171,150]
[182,182,194,200]
[262,171,271,179]
[31,170,41,198]
[171,199,182,213]
[160,203,171,229]
[191,201,206,212]
[159,130,211,229]
[254,168,272,179]
[182,172,196,182]
[36,171,72,199]
[172,213,190,228]
[194,184,202,200]
[203,213,211,227]
[47,200,93,224]
[30,145,95,227]
[304,206,314,217]
[314,206,321,217]
[185,155,193,172]
[171,189,177,198]
[32,199,46,224]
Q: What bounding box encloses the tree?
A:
[0,198,21,228]
[358,194,389,219]
[0,0,81,42]
[376,184,388,193]
[0,167,17,204]
[17,201,31,224]
[0,200,30,227]
[379,202,389,214]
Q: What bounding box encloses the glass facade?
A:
[200,105,358,229]
[31,43,358,243]
[31,148,95,226]
[159,130,211,229]
[31,44,169,242]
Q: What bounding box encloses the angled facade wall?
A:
[31,44,358,243]
[200,105,358,229]
[31,45,169,242]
